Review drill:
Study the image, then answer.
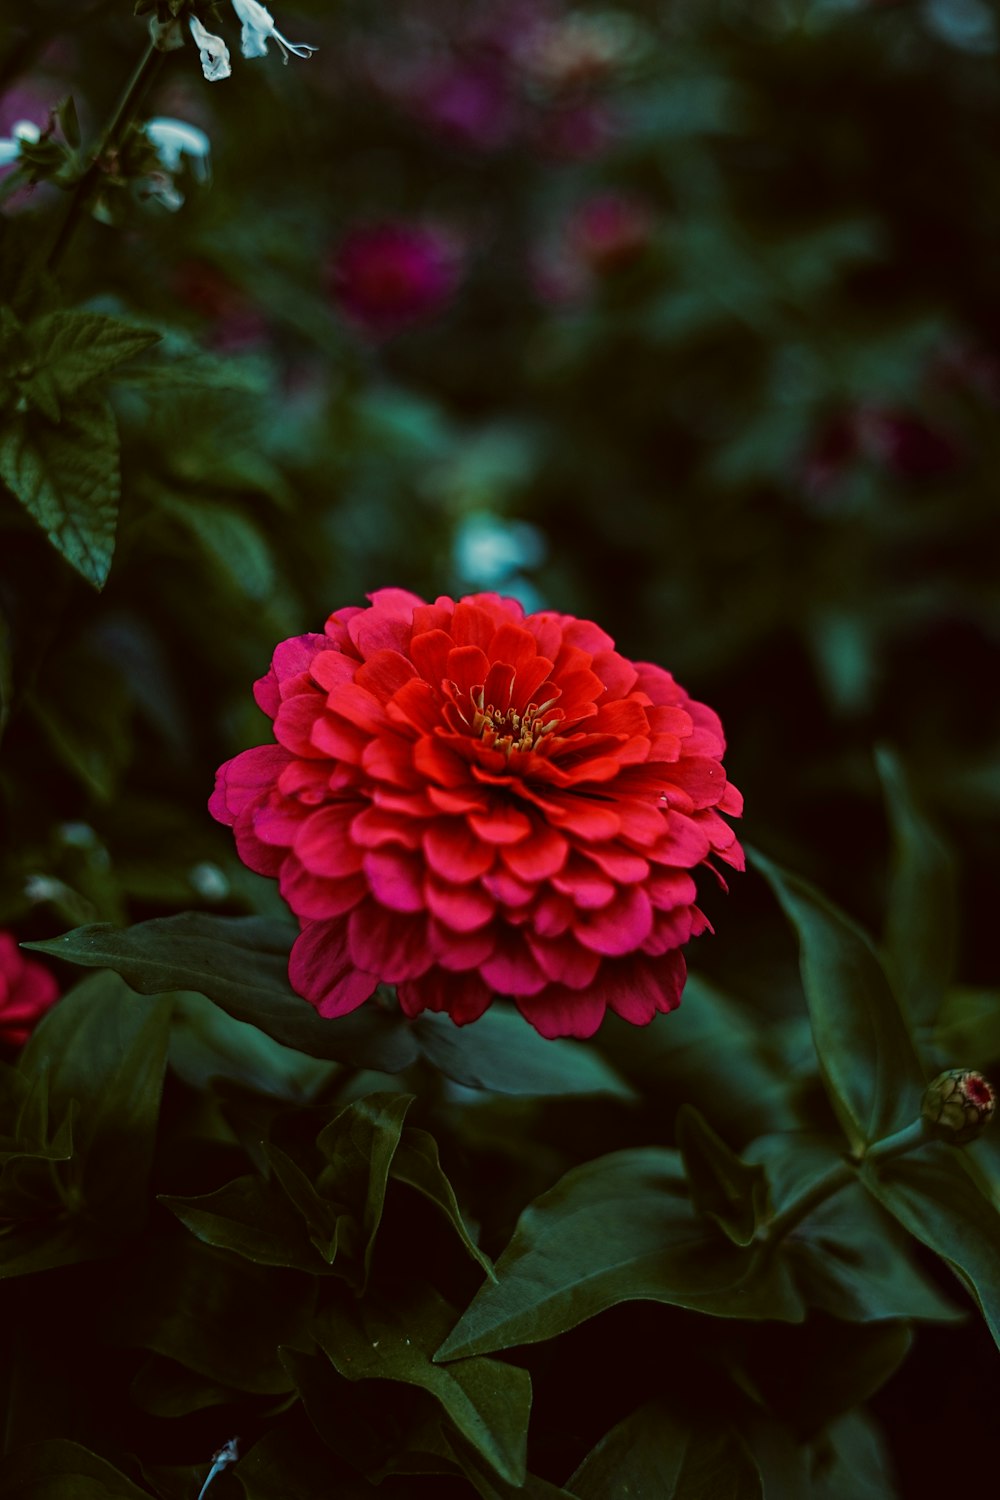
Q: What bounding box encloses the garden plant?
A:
[1,2,999,1496]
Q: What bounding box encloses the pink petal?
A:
[423,819,495,880]
[362,847,425,913]
[576,886,653,956]
[289,920,379,1018]
[515,986,606,1039]
[426,877,495,932]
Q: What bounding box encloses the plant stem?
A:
[757,1158,856,1247]
[860,1116,932,1165]
[46,37,165,273]
[758,1118,933,1248]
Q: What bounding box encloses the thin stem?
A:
[860,1116,932,1166]
[46,37,165,273]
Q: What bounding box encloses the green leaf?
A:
[24,312,160,398]
[390,1126,495,1278]
[130,1354,241,1418]
[861,1146,1000,1350]
[168,990,335,1101]
[808,1410,899,1500]
[235,1420,383,1499]
[600,976,798,1137]
[748,1134,960,1324]
[435,1149,803,1362]
[877,748,956,1026]
[746,1320,912,1442]
[677,1103,771,1246]
[161,1175,323,1274]
[568,1402,761,1500]
[415,1004,633,1098]
[0,401,120,587]
[316,1091,412,1288]
[115,1233,314,1394]
[25,915,420,1072]
[19,970,170,1226]
[0,1439,150,1499]
[316,1282,531,1486]
[750,850,925,1151]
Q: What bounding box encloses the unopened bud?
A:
[922,1069,995,1145]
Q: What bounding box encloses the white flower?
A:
[142,118,212,208]
[189,16,232,83]
[230,0,317,62]
[145,117,212,181]
[0,119,41,168]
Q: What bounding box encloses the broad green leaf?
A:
[738,1408,899,1500]
[599,978,798,1137]
[747,1134,960,1324]
[750,850,925,1150]
[390,1126,495,1278]
[415,1004,633,1098]
[877,748,956,1026]
[0,1439,149,1499]
[0,401,120,587]
[808,1410,899,1500]
[26,915,420,1073]
[130,1354,241,1418]
[19,970,170,1227]
[25,311,159,397]
[115,1233,314,1394]
[161,1175,323,1274]
[568,1402,761,1500]
[168,990,335,1100]
[747,1320,911,1443]
[316,1282,531,1486]
[443,1438,575,1500]
[677,1103,771,1246]
[861,1146,1000,1350]
[435,1149,803,1362]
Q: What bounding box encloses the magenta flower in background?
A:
[210,590,743,1039]
[0,932,59,1048]
[329,222,463,336]
[566,191,653,275]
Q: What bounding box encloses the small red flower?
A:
[329,222,462,336]
[0,932,59,1047]
[211,591,743,1038]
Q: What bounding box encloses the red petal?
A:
[423,819,495,880]
[289,920,379,1017]
[576,886,654,956]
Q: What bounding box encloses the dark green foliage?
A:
[2,0,999,1494]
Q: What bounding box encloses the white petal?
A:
[189,16,232,83]
[0,140,21,167]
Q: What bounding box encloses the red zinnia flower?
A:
[210,590,743,1038]
[0,931,59,1047]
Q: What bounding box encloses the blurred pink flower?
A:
[0,932,58,1048]
[329,221,462,335]
[567,191,653,274]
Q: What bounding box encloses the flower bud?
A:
[922,1069,995,1145]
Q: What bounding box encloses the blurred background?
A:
[2,1,1000,1484]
